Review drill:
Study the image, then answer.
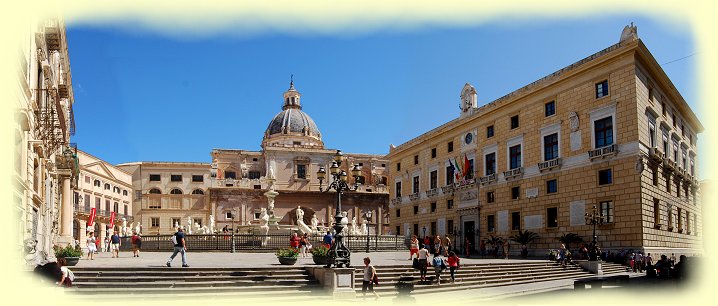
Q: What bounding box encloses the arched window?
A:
[94,180,101,187]
[113,186,120,193]
[122,190,128,196]
[148,188,161,194]
[104,183,111,190]
[191,189,204,195]
[170,188,183,195]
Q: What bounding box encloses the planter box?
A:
[312,255,329,265]
[278,256,298,265]
[61,257,80,266]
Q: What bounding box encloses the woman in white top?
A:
[418,245,430,282]
[57,258,75,287]
[362,257,380,300]
[409,235,419,260]
[86,232,96,260]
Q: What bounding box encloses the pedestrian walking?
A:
[110,230,121,258]
[408,235,419,260]
[56,258,75,287]
[85,232,96,260]
[362,257,380,300]
[222,225,229,240]
[418,245,430,282]
[447,251,460,283]
[434,235,443,256]
[289,232,300,250]
[431,252,447,285]
[323,230,333,248]
[166,227,189,267]
[300,233,310,257]
[103,236,109,253]
[131,231,142,257]
[443,235,452,256]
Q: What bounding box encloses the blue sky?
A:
[67,15,697,165]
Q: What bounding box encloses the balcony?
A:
[142,194,208,211]
[662,159,676,172]
[649,147,663,162]
[390,197,403,206]
[426,188,439,198]
[479,173,497,185]
[408,193,420,201]
[538,158,562,172]
[454,178,476,190]
[588,144,617,160]
[441,184,455,194]
[503,167,523,181]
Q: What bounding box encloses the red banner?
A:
[109,211,116,227]
[88,208,96,226]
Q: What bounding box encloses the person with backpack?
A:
[362,257,380,300]
[166,227,189,267]
[131,231,142,257]
[431,252,448,285]
[447,251,460,283]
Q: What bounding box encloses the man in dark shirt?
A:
[323,231,333,248]
[110,231,121,258]
[166,228,189,267]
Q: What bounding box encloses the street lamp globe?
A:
[351,164,362,178]
[316,166,326,181]
[339,170,348,181]
[333,150,343,163]
[330,161,339,174]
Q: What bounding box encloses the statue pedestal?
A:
[306,267,356,299]
[579,260,604,275]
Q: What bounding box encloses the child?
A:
[447,251,460,283]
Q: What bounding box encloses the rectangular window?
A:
[414,155,419,165]
[447,220,454,234]
[648,121,656,148]
[446,165,454,185]
[511,212,521,230]
[547,207,558,228]
[485,153,496,175]
[149,174,161,181]
[596,80,609,98]
[487,215,495,232]
[412,176,420,194]
[192,175,204,182]
[690,157,695,176]
[594,116,614,148]
[396,226,401,235]
[487,125,494,138]
[150,217,160,228]
[95,197,101,210]
[413,224,419,236]
[225,211,233,219]
[672,112,677,127]
[395,182,402,198]
[431,222,437,236]
[447,199,454,209]
[487,191,495,203]
[681,149,687,170]
[431,148,437,158]
[448,141,454,153]
[509,145,522,169]
[545,101,556,117]
[85,176,91,183]
[662,132,669,158]
[171,174,182,182]
[547,179,558,194]
[653,199,660,226]
[430,170,438,189]
[413,205,419,215]
[598,169,613,185]
[662,102,666,116]
[296,164,306,179]
[673,141,679,162]
[600,200,614,223]
[430,202,437,213]
[544,133,559,161]
[396,163,401,171]
[248,171,261,179]
[510,115,519,129]
[171,218,181,228]
[225,171,236,179]
[511,186,520,200]
[396,209,400,218]
[105,199,110,212]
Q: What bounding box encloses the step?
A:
[73,275,312,283]
[69,284,321,295]
[74,279,319,288]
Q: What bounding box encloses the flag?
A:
[453,158,462,180]
[88,208,96,227]
[109,211,116,227]
[464,154,471,179]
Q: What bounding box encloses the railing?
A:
[441,184,454,194]
[426,188,439,198]
[649,147,663,162]
[408,193,420,201]
[454,178,476,190]
[215,178,263,188]
[116,234,408,252]
[663,159,676,172]
[479,173,497,185]
[73,204,133,222]
[390,197,403,206]
[142,194,208,210]
[502,167,523,180]
[588,144,617,160]
[538,158,562,171]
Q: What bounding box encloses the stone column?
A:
[57,172,74,246]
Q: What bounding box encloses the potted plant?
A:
[509,230,539,258]
[311,245,330,265]
[54,244,83,266]
[276,248,299,265]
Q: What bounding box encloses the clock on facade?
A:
[464,132,473,144]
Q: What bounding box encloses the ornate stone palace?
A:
[386,24,703,258]
[118,81,390,235]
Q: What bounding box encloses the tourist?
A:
[636,252,644,273]
[503,240,510,259]
[418,245,430,282]
[166,227,189,267]
[103,235,110,253]
[110,230,121,258]
[222,225,229,240]
[131,231,142,257]
[408,235,419,260]
[443,235,452,256]
[479,239,486,257]
[673,255,688,280]
[629,252,636,272]
[299,233,310,258]
[323,230,333,248]
[645,253,653,267]
[670,253,677,267]
[423,236,431,253]
[95,234,101,253]
[431,252,447,285]
[433,235,443,256]
[362,257,380,300]
[56,258,75,287]
[289,232,300,250]
[86,232,96,260]
[447,251,460,283]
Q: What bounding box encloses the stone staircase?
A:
[67,266,322,299]
[354,260,630,296]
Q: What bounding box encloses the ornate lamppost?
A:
[317,150,362,268]
[365,210,372,253]
[584,205,605,261]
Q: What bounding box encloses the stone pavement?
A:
[74,250,543,268]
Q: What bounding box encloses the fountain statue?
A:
[264,160,282,228]
[174,221,179,230]
[121,218,128,236]
[310,214,319,233]
[350,217,359,235]
[209,215,215,234]
[259,208,270,246]
[135,222,141,235]
[296,206,312,234]
[186,217,193,234]
[360,219,368,236]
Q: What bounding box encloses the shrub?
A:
[276,248,299,258]
[311,245,330,257]
[54,244,83,258]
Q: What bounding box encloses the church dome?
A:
[263,80,323,148]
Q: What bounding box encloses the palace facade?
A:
[386,25,703,257]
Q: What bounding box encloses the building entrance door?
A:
[463,221,475,255]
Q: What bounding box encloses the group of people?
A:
[84,230,142,260]
[408,235,452,260]
[289,232,315,257]
[410,239,461,284]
